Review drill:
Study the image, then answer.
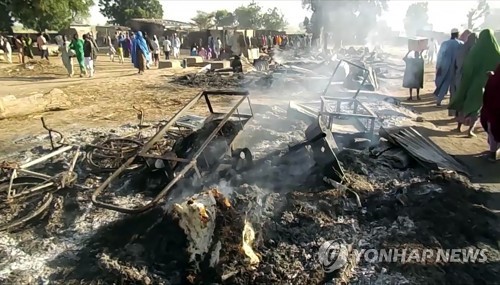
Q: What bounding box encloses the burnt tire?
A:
[0,176,54,232]
[87,138,144,172]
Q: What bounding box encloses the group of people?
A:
[55,33,98,78]
[403,27,500,161]
[191,36,223,60]
[258,34,312,49]
[443,28,500,161]
[162,33,182,60]
[0,33,48,64]
[53,31,183,77]
[106,31,182,66]
[130,32,182,73]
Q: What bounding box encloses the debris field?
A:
[1,48,499,285]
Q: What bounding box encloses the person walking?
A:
[173,33,181,59]
[434,28,463,106]
[448,29,500,137]
[37,32,49,60]
[107,35,116,62]
[83,34,95,77]
[449,32,477,117]
[0,36,12,63]
[427,37,438,65]
[480,64,500,162]
[151,35,160,67]
[131,31,150,75]
[58,35,74,77]
[14,35,25,64]
[69,34,86,77]
[87,33,99,71]
[117,35,125,64]
[214,37,222,60]
[163,36,171,60]
[402,50,424,100]
[23,35,34,59]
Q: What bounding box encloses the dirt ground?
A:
[395,63,500,190]
[0,56,223,155]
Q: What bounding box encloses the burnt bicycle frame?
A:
[91,90,253,214]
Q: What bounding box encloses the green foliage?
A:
[0,1,14,33]
[234,2,262,29]
[214,10,235,27]
[191,2,287,30]
[467,0,490,30]
[6,0,93,31]
[191,11,215,29]
[261,8,287,31]
[99,0,163,26]
[404,2,429,36]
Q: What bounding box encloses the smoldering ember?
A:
[1,14,500,285]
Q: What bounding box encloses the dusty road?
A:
[0,54,499,192]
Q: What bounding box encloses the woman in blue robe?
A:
[131,32,150,74]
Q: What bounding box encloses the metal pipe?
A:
[19,145,73,169]
[322,60,342,97]
[139,92,204,155]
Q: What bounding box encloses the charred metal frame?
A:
[319,96,377,140]
[1,145,81,201]
[92,90,253,214]
[323,59,370,98]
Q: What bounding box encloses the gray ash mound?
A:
[171,73,247,89]
[31,152,500,285]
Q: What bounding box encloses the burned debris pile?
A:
[172,72,247,89]
[170,47,398,94]
[1,85,499,283]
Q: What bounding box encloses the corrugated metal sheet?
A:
[380,126,470,176]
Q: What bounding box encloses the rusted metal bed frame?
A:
[322,58,370,98]
[319,58,379,142]
[319,96,378,141]
[91,90,253,214]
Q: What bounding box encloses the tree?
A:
[214,10,235,28]
[234,2,262,29]
[191,11,215,29]
[261,8,287,31]
[301,0,388,48]
[404,2,429,36]
[466,0,490,30]
[0,1,14,33]
[7,0,93,31]
[99,0,163,26]
[302,16,312,33]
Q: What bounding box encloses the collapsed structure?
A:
[0,46,499,285]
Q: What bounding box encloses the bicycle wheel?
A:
[0,176,54,232]
[87,138,144,172]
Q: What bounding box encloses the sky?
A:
[89,0,500,32]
